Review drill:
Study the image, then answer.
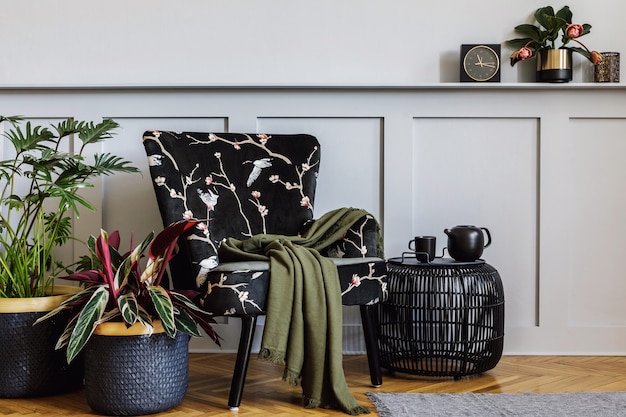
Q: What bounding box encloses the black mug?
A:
[408,236,436,263]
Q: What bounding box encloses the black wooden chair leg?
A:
[228,315,258,410]
[360,304,383,387]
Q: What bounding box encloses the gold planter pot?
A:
[536,49,573,83]
[0,285,79,313]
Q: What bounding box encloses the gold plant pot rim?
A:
[93,320,166,336]
[0,285,80,313]
[537,49,572,71]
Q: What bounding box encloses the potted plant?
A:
[506,5,603,82]
[37,220,220,415]
[0,115,138,397]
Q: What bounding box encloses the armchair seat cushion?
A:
[198,257,386,316]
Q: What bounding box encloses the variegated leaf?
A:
[95,308,121,326]
[55,312,81,351]
[66,286,109,363]
[148,285,176,337]
[136,305,154,335]
[118,291,139,326]
[113,232,153,293]
[169,292,220,345]
[114,255,133,294]
[140,257,159,284]
[169,292,204,313]
[175,308,201,337]
[33,287,94,326]
[131,232,154,263]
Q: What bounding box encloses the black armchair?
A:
[142,131,387,410]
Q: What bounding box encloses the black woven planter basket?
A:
[84,330,190,416]
[0,310,83,398]
[378,259,505,379]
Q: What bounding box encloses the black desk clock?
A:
[460,44,501,82]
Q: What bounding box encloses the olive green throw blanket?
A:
[219,208,377,415]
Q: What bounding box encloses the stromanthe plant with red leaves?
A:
[36,220,220,363]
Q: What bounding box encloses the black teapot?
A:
[444,225,492,262]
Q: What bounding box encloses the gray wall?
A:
[0,0,622,85]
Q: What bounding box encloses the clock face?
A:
[462,45,501,82]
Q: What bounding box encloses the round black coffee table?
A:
[378,254,505,379]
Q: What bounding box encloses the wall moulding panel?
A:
[412,117,539,329]
[1,85,625,355]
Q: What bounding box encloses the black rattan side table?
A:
[378,255,505,379]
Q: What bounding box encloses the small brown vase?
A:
[536,49,572,83]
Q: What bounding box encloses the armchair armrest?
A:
[319,214,383,259]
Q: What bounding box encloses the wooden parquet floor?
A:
[2,354,626,416]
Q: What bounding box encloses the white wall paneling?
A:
[257,117,383,219]
[2,85,626,355]
[412,117,539,328]
[567,118,626,327]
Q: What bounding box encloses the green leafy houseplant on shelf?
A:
[0,116,139,299]
[506,5,602,66]
[36,220,220,363]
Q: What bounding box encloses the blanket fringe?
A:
[282,368,301,386]
[259,348,301,385]
[304,397,321,409]
[258,347,285,365]
[303,397,370,415]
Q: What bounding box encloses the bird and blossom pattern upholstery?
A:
[142,131,387,317]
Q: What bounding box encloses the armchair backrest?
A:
[143,131,320,286]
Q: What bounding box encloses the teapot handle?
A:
[482,227,492,248]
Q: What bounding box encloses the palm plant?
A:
[0,116,138,298]
[36,220,220,363]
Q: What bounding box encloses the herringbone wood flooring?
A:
[2,354,626,416]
